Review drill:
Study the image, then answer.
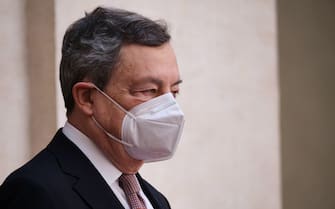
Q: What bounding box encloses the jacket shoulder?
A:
[0,149,59,209]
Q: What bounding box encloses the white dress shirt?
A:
[62,121,154,209]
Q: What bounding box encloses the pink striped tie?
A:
[119,174,147,209]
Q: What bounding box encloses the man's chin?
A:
[122,159,144,174]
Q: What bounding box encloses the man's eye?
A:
[132,89,158,96]
[141,89,157,94]
[172,90,179,98]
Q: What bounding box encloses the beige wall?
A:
[0,0,30,182]
[9,0,335,209]
[0,0,57,182]
[278,0,335,209]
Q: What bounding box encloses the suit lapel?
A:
[137,174,171,209]
[47,129,125,209]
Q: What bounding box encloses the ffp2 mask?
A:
[92,86,185,162]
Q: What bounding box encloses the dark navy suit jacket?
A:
[0,129,171,209]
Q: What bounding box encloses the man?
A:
[0,7,184,209]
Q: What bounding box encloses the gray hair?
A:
[60,7,170,114]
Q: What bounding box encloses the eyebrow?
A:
[172,79,183,86]
[131,77,183,87]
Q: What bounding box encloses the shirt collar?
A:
[62,121,122,186]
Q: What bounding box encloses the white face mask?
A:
[92,86,185,162]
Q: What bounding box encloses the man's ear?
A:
[72,82,95,115]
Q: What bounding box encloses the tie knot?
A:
[119,174,140,194]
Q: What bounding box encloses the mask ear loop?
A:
[91,116,134,147]
[93,85,136,119]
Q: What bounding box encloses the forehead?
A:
[110,43,180,84]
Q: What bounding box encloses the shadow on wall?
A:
[25,0,58,156]
[278,0,335,209]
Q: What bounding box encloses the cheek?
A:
[121,94,148,109]
[107,106,126,136]
[93,101,126,137]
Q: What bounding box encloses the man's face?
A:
[91,43,181,173]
